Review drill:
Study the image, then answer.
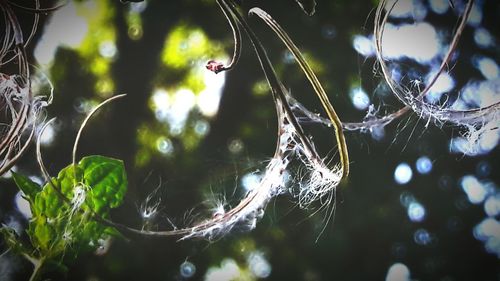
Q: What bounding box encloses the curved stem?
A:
[220,0,321,163]
[372,0,494,126]
[250,7,349,180]
[37,118,69,202]
[22,254,44,281]
[32,0,351,242]
[0,0,29,78]
[23,0,40,48]
[72,94,127,183]
[206,0,242,73]
[340,0,478,131]
[29,260,44,281]
[7,0,66,14]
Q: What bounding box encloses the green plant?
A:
[2,155,126,280]
[0,0,498,280]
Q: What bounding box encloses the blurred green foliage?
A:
[0,0,497,280]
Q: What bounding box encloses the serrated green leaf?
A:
[79,155,127,212]
[35,186,65,218]
[12,172,41,202]
[21,154,127,265]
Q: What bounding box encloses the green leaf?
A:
[31,217,56,253]
[35,184,66,218]
[79,155,127,213]
[12,172,41,202]
[22,154,127,264]
[56,165,84,197]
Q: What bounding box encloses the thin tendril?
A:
[221,0,321,162]
[72,94,127,183]
[341,0,486,131]
[206,0,242,74]
[250,7,350,180]
[373,0,497,125]
[36,118,68,202]
[7,0,66,14]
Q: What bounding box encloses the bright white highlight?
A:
[425,71,454,103]
[297,159,341,209]
[152,70,226,134]
[156,137,174,155]
[407,202,426,222]
[460,175,492,204]
[352,35,375,57]
[384,0,427,20]
[180,261,196,278]
[15,191,32,219]
[247,251,271,278]
[472,57,500,80]
[473,218,500,258]
[39,122,56,146]
[450,122,500,156]
[381,23,440,63]
[205,259,241,281]
[385,263,410,281]
[241,172,263,192]
[428,0,449,14]
[394,163,413,185]
[34,2,88,65]
[415,156,432,174]
[70,184,87,214]
[99,41,117,59]
[194,120,210,136]
[467,2,483,27]
[484,194,500,217]
[129,1,147,13]
[152,88,170,114]
[197,70,226,117]
[460,79,500,108]
[350,87,370,110]
[474,28,494,49]
[450,79,499,157]
[153,88,196,134]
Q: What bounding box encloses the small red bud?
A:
[205,60,225,74]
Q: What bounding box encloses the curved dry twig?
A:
[71,94,127,180]
[79,0,345,241]
[205,0,242,74]
[0,1,50,176]
[98,99,333,240]
[36,117,68,202]
[29,0,492,244]
[0,0,45,68]
[373,0,499,126]
[344,0,498,133]
[7,0,66,14]
[250,7,349,180]
[297,0,497,132]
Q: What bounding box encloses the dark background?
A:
[1,0,499,280]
